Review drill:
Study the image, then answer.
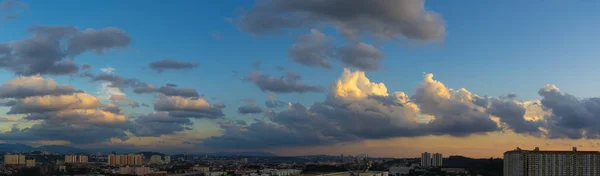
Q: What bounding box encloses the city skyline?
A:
[1,0,600,158]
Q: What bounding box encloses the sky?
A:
[1,0,600,158]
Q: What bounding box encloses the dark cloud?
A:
[487,98,542,135]
[206,71,513,149]
[0,25,130,75]
[537,85,600,139]
[149,59,198,72]
[154,95,224,119]
[130,112,192,137]
[133,84,156,94]
[0,100,16,106]
[157,86,199,98]
[165,83,177,87]
[336,43,384,71]
[265,100,286,109]
[141,103,150,107]
[244,71,324,93]
[67,27,131,56]
[238,104,263,114]
[288,29,334,69]
[81,64,91,70]
[233,0,445,41]
[235,120,247,126]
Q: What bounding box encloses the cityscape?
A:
[2,0,600,175]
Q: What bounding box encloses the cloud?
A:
[23,109,127,126]
[244,71,324,93]
[154,95,224,119]
[238,104,263,114]
[233,0,445,41]
[265,100,286,109]
[537,84,600,139]
[8,93,102,114]
[149,59,198,72]
[157,86,199,98]
[288,29,334,68]
[0,0,27,21]
[412,73,499,136]
[129,112,192,137]
[67,27,131,56]
[109,95,139,108]
[133,84,156,94]
[0,76,80,98]
[487,97,542,135]
[90,73,141,89]
[0,26,130,75]
[336,42,384,71]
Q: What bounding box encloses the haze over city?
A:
[1,0,600,159]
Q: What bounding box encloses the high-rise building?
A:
[108,154,143,166]
[420,152,431,167]
[504,147,600,176]
[4,154,26,165]
[79,155,88,163]
[432,153,443,167]
[134,154,143,165]
[26,159,35,167]
[108,154,116,165]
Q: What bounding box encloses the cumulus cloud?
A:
[233,0,445,41]
[8,93,102,114]
[238,104,263,114]
[0,25,130,75]
[288,29,334,68]
[537,84,600,139]
[487,97,542,135]
[67,27,131,55]
[244,71,324,93]
[412,73,499,136]
[130,112,192,137]
[336,43,384,71]
[0,76,80,98]
[109,95,139,108]
[154,95,223,119]
[149,59,198,72]
[0,122,128,144]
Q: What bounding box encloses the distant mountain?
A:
[0,143,277,157]
[198,152,277,157]
[0,143,35,152]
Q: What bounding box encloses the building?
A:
[108,154,143,166]
[193,165,210,172]
[420,152,431,167]
[149,155,163,165]
[240,158,249,164]
[164,156,171,164]
[108,154,117,165]
[65,154,88,163]
[79,155,88,163]
[120,166,151,175]
[25,159,35,167]
[504,147,600,176]
[432,153,443,167]
[389,166,411,175]
[4,154,26,165]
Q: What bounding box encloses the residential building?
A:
[420,152,431,167]
[119,166,150,175]
[193,165,210,172]
[4,154,26,165]
[432,153,443,167]
[79,155,88,163]
[108,154,143,166]
[504,147,600,176]
[149,155,163,165]
[26,159,35,167]
[164,156,171,164]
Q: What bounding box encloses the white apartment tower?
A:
[432,153,443,167]
[421,152,431,167]
[504,147,600,176]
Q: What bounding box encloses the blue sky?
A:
[2,0,600,156]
